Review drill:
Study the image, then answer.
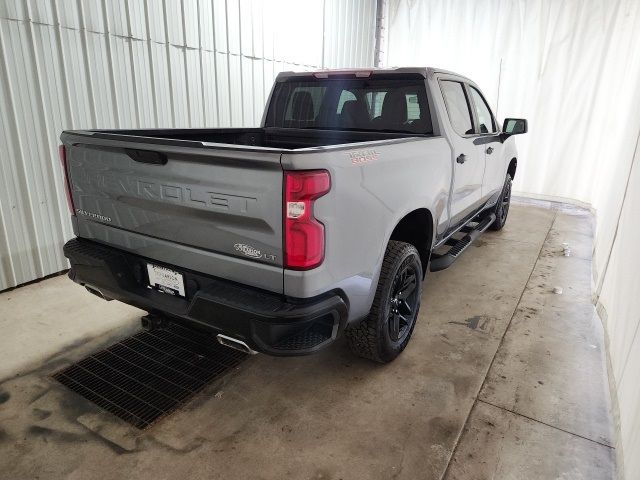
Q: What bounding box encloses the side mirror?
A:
[502,118,528,135]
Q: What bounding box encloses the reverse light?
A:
[58,145,76,216]
[283,170,330,270]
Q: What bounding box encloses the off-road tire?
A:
[345,241,423,363]
[489,173,512,231]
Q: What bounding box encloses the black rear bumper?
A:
[63,238,348,356]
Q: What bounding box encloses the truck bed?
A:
[60,123,433,299]
[82,127,429,150]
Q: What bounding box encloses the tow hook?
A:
[141,313,165,331]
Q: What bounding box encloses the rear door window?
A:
[440,81,474,135]
[406,93,420,121]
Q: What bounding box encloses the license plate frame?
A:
[146,263,186,297]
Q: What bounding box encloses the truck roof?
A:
[275,67,472,83]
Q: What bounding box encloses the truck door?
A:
[467,85,504,204]
[439,79,486,227]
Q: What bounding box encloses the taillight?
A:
[58,145,75,216]
[283,170,330,270]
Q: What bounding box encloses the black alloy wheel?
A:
[345,241,423,363]
[499,176,512,224]
[388,259,419,342]
[489,173,512,231]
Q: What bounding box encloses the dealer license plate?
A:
[146,263,185,297]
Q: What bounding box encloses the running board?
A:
[430,213,496,272]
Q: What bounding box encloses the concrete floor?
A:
[0,202,616,479]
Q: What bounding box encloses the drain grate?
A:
[53,322,247,429]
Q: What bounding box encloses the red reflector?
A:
[59,145,76,216]
[284,170,330,270]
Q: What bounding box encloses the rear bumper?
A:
[63,238,348,356]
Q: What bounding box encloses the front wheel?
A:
[489,173,512,231]
[345,241,423,363]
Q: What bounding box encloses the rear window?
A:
[265,77,433,134]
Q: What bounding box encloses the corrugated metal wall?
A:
[0,0,376,290]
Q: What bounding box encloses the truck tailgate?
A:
[62,133,284,293]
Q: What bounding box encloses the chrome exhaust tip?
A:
[84,285,112,301]
[216,334,258,355]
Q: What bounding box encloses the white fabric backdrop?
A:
[386,0,640,476]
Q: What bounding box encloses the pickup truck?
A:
[60,67,527,363]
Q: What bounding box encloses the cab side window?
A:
[406,93,420,121]
[440,81,474,135]
[469,86,497,134]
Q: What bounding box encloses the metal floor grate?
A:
[52,322,247,429]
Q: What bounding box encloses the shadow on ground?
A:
[0,204,615,480]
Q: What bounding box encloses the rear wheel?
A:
[345,241,422,363]
[489,174,512,231]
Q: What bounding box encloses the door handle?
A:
[486,147,494,154]
[456,154,467,164]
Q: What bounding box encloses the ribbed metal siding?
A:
[323,0,376,69]
[0,0,376,290]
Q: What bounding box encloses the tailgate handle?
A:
[125,149,167,165]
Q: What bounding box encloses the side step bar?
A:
[430,213,496,272]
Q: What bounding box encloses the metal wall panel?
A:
[323,0,376,69]
[0,0,376,290]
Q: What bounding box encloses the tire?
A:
[345,241,423,363]
[489,173,512,231]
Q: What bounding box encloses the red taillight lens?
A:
[58,145,75,216]
[283,170,330,270]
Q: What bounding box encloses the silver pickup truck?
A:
[61,67,526,363]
